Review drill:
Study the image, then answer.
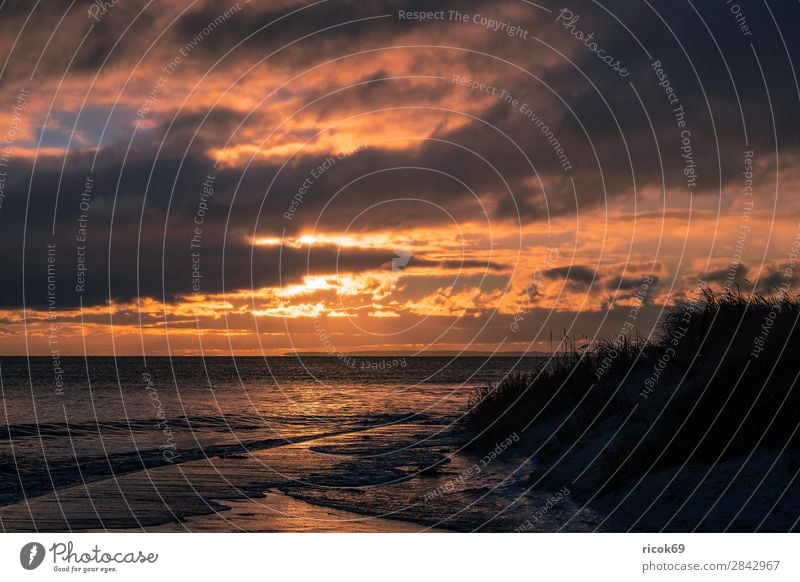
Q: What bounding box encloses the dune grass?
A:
[462,290,800,480]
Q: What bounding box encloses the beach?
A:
[0,356,597,532]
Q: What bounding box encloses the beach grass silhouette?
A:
[462,289,800,530]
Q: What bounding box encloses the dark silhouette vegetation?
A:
[462,290,800,530]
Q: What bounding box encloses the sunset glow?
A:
[0,1,796,357]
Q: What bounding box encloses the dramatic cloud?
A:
[0,0,797,354]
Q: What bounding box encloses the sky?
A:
[0,0,798,356]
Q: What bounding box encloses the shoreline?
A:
[139,489,446,533]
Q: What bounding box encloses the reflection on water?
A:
[0,356,601,531]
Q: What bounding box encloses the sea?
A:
[0,356,601,532]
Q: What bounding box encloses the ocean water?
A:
[0,356,601,532]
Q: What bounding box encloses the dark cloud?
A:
[1,0,798,313]
[755,270,787,293]
[0,152,398,309]
[0,1,160,86]
[704,264,749,287]
[605,275,659,292]
[543,265,596,286]
[752,265,797,295]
